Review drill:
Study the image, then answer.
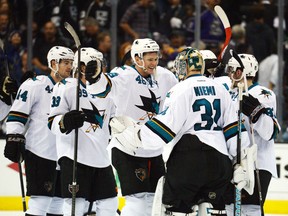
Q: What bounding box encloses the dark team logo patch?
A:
[208,192,217,200]
[44,181,53,192]
[260,89,272,98]
[135,168,147,181]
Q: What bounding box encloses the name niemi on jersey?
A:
[194,86,216,96]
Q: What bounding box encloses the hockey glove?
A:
[0,76,18,105]
[233,144,257,195]
[110,116,142,154]
[59,110,85,134]
[4,134,26,163]
[242,94,266,123]
[85,60,102,84]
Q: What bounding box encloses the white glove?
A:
[233,144,257,195]
[170,17,182,28]
[110,116,142,154]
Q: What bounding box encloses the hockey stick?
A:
[235,81,243,216]
[250,123,265,216]
[64,22,81,216]
[214,5,232,62]
[0,39,27,211]
[230,49,243,216]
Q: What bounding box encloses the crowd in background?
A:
[0,0,288,138]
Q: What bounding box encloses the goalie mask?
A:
[47,46,74,76]
[174,47,204,80]
[199,50,219,76]
[73,47,103,78]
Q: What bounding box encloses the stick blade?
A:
[214,5,230,29]
[214,5,232,61]
[64,22,81,48]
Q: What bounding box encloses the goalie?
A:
[110,48,255,216]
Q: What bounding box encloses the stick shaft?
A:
[18,162,27,212]
[64,22,81,216]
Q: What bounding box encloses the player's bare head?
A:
[73,47,105,78]
[130,38,161,76]
[174,47,204,81]
[47,46,74,79]
[200,49,219,76]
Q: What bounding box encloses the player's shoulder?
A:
[249,83,276,101]
[20,75,52,89]
[108,65,142,80]
[54,77,77,90]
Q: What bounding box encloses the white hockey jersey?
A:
[87,65,178,157]
[0,100,10,121]
[6,75,57,160]
[140,74,250,158]
[49,78,115,167]
[230,83,280,177]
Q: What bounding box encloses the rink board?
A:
[0,140,287,214]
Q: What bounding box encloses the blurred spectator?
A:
[0,12,13,42]
[187,0,225,50]
[51,0,80,47]
[21,20,39,47]
[81,16,100,48]
[158,0,186,38]
[119,0,159,42]
[183,3,195,45]
[118,40,132,65]
[258,44,279,95]
[80,0,111,32]
[245,6,275,63]
[96,31,112,71]
[32,21,66,75]
[4,30,25,86]
[32,0,54,28]
[222,24,253,64]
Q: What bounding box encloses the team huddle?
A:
[0,38,280,216]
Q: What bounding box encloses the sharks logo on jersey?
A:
[82,102,105,132]
[260,89,272,99]
[136,89,160,121]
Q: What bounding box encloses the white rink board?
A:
[0,139,288,211]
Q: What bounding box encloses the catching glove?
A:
[0,76,18,105]
[110,116,142,154]
[242,94,266,123]
[59,110,85,134]
[4,134,26,163]
[233,144,257,195]
[85,59,102,84]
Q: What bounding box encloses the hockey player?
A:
[109,47,254,216]
[4,46,74,216]
[84,38,178,216]
[225,54,280,216]
[48,47,118,216]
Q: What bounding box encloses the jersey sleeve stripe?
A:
[145,118,175,143]
[94,74,112,98]
[6,111,29,125]
[223,121,246,141]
